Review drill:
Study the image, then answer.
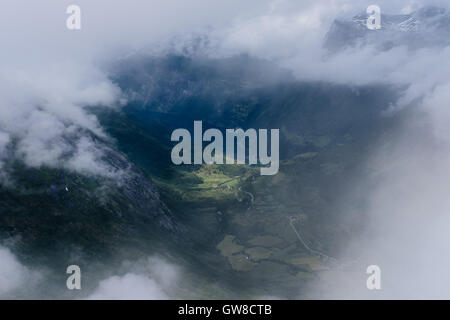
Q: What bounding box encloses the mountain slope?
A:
[0,134,181,271]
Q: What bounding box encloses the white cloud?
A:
[0,63,122,177]
[214,0,450,111]
[87,257,179,300]
[0,246,41,298]
[0,247,28,296]
[88,273,169,300]
[310,116,450,298]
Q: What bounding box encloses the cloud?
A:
[308,110,450,299]
[88,274,169,300]
[0,62,123,178]
[0,249,180,299]
[213,0,450,110]
[0,246,42,298]
[305,60,450,299]
[87,257,179,300]
[0,247,28,296]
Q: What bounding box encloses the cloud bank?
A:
[87,257,179,300]
[0,246,42,298]
[0,0,275,181]
[1,0,448,179]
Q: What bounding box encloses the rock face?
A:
[324,6,450,52]
[0,137,181,266]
